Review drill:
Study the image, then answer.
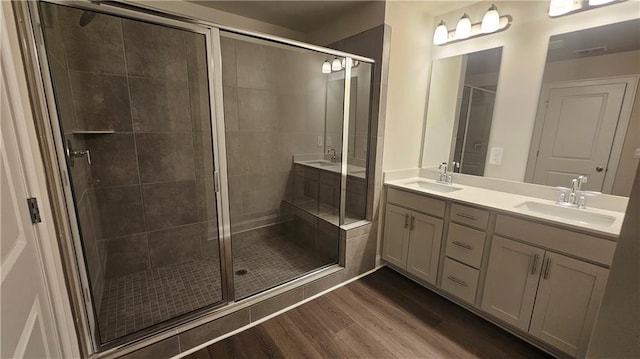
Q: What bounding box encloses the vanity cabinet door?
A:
[481,236,544,331]
[406,212,443,285]
[529,252,609,357]
[382,204,411,268]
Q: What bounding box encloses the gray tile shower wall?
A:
[220,36,328,231]
[41,3,221,292]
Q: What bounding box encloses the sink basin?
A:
[404,180,462,193]
[305,160,336,167]
[515,201,616,227]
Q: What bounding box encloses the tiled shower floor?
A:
[97,225,325,343]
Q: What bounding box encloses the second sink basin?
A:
[405,180,462,193]
[515,201,616,227]
[305,160,336,167]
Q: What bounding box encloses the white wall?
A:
[424,0,640,181]
[381,1,435,171]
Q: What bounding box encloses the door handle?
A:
[404,214,409,228]
[66,140,91,167]
[596,166,604,172]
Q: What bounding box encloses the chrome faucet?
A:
[327,148,337,163]
[557,175,596,208]
[437,161,459,184]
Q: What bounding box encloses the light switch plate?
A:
[489,147,503,165]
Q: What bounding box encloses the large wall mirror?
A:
[423,19,640,197]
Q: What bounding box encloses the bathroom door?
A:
[529,80,628,191]
[1,34,62,358]
[34,1,230,346]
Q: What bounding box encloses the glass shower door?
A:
[37,2,225,346]
[219,32,343,299]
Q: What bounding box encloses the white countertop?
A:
[294,160,366,179]
[386,177,625,239]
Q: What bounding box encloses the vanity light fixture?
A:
[433,21,448,45]
[322,58,359,73]
[548,0,627,17]
[433,9,512,45]
[321,60,331,74]
[331,57,342,71]
[481,4,501,33]
[455,14,472,39]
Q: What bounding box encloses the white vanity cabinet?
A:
[382,189,445,285]
[482,236,544,331]
[483,216,610,357]
[529,252,608,356]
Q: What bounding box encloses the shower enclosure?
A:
[27,0,373,352]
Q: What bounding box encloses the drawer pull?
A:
[531,254,539,275]
[404,214,409,228]
[447,276,468,287]
[452,241,473,250]
[543,258,551,279]
[456,212,478,221]
[410,216,415,230]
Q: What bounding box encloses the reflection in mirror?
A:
[452,48,502,175]
[422,19,639,197]
[526,19,640,196]
[423,47,502,175]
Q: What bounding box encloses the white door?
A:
[481,236,544,331]
[530,82,627,191]
[1,46,62,358]
[382,204,410,268]
[406,212,443,285]
[530,252,609,357]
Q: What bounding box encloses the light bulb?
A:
[433,21,448,45]
[481,4,500,33]
[321,60,331,74]
[588,0,616,5]
[331,58,342,71]
[549,0,579,16]
[455,14,472,39]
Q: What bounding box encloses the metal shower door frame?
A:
[21,0,234,352]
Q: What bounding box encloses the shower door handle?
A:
[66,140,91,166]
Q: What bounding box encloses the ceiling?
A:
[547,19,640,62]
[191,1,373,32]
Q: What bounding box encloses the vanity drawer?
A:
[441,258,479,304]
[446,223,485,269]
[450,203,489,229]
[387,188,445,218]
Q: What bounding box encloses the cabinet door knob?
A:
[596,166,604,172]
